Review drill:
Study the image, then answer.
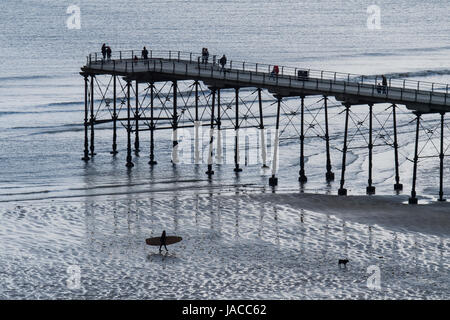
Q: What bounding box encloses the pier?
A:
[80,50,450,204]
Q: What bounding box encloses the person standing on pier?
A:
[202,48,209,64]
[382,75,388,94]
[106,46,112,61]
[270,65,279,79]
[101,43,107,60]
[219,54,227,72]
[142,46,149,60]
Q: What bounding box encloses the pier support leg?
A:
[194,81,201,165]
[299,95,308,183]
[408,113,421,204]
[82,75,90,161]
[258,88,268,168]
[134,81,140,152]
[125,80,134,168]
[216,89,223,164]
[149,82,157,165]
[324,96,334,181]
[366,103,376,194]
[206,88,216,176]
[392,104,402,190]
[439,112,446,201]
[89,75,96,156]
[110,75,118,155]
[234,88,242,172]
[172,81,179,164]
[269,96,282,186]
[338,103,351,196]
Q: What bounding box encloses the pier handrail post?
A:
[408,112,421,204]
[338,103,351,196]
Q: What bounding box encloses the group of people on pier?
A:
[100,45,392,95]
[101,43,112,61]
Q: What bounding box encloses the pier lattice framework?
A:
[80,50,450,204]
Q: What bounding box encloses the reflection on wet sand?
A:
[3,190,446,299]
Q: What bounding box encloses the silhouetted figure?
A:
[106,46,112,61]
[219,54,227,72]
[202,48,209,64]
[134,55,139,62]
[101,43,107,60]
[382,75,388,94]
[377,82,382,94]
[159,230,168,252]
[270,65,279,79]
[142,46,149,60]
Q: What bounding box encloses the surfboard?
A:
[145,236,182,246]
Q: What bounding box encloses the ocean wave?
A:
[0,75,56,82]
[362,69,450,80]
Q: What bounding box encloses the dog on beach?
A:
[338,259,349,268]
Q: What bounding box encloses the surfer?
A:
[159,230,168,252]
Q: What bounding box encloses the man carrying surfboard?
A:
[145,231,182,251]
[159,230,168,252]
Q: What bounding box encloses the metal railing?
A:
[85,49,450,98]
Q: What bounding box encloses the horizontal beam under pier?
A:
[91,117,173,125]
[132,124,261,132]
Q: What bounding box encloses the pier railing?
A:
[86,49,450,96]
